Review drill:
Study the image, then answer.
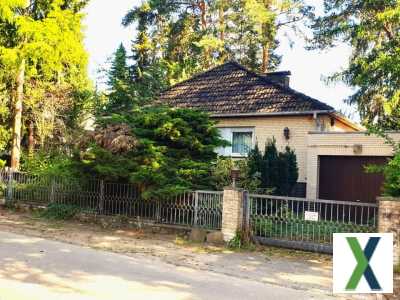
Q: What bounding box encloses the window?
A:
[216,127,254,157]
[232,132,252,155]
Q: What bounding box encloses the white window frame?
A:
[217,127,255,157]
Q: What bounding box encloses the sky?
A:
[84,0,358,121]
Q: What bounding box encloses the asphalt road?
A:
[0,231,334,300]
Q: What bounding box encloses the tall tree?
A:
[105,43,133,113]
[121,0,312,94]
[0,0,90,169]
[310,1,400,129]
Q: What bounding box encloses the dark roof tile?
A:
[157,61,334,114]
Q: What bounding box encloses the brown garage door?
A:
[318,156,389,203]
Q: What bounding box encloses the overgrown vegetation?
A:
[40,203,81,220]
[253,217,375,244]
[366,129,400,197]
[211,157,261,191]
[227,230,254,250]
[0,0,92,169]
[211,139,298,195]
[77,107,228,199]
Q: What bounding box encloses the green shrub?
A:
[365,128,400,197]
[211,157,261,191]
[382,153,400,197]
[40,203,81,220]
[227,231,254,250]
[21,150,80,183]
[367,151,400,197]
[243,139,299,195]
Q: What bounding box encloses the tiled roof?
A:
[157,61,334,115]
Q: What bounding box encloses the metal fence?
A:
[0,170,223,230]
[248,194,378,253]
[0,169,382,252]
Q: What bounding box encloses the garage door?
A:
[318,156,389,203]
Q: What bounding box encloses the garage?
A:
[318,155,389,203]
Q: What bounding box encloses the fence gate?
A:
[247,194,378,253]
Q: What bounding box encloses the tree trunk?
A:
[198,0,210,67]
[261,0,271,73]
[219,5,225,42]
[27,120,35,157]
[219,4,226,61]
[11,59,25,170]
[261,44,269,73]
[199,0,207,31]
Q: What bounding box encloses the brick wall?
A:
[221,188,244,242]
[378,197,400,266]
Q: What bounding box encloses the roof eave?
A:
[211,110,336,118]
[329,112,365,131]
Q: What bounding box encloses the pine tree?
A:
[105,44,132,113]
[310,1,400,129]
[120,0,312,92]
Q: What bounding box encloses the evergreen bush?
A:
[247,138,299,196]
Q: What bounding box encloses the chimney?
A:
[263,71,291,88]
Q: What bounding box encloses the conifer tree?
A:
[247,142,263,177]
[120,0,312,93]
[0,0,90,169]
[105,44,132,113]
[276,146,298,195]
[311,1,400,129]
[262,138,279,191]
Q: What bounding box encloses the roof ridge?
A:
[157,61,240,96]
[231,62,334,111]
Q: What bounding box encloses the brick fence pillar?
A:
[377,197,400,266]
[221,187,244,242]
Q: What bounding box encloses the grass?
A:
[227,231,256,251]
[39,203,81,220]
[252,216,375,244]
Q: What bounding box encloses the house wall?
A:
[320,115,359,132]
[306,132,400,200]
[215,114,357,184]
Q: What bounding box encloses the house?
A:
[158,61,398,202]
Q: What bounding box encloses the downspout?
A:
[313,111,321,131]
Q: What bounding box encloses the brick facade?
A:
[221,188,244,242]
[377,197,400,266]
